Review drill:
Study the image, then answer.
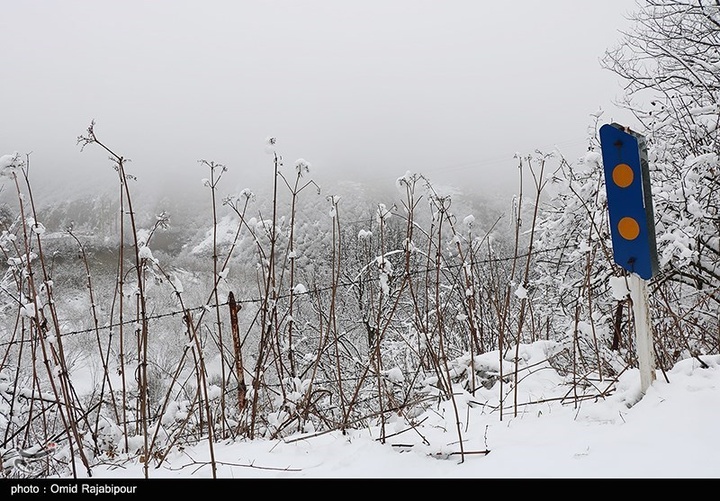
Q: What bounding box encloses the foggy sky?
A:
[1,0,638,200]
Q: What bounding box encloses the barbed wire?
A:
[0,243,584,348]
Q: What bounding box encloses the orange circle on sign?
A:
[612,163,634,188]
[618,217,640,240]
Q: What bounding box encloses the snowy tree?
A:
[602,0,719,364]
[523,142,628,381]
[534,0,719,375]
[602,0,719,296]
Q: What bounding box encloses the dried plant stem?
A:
[78,123,151,477]
[13,163,92,477]
[67,229,120,445]
[201,160,228,438]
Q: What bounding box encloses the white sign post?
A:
[628,273,656,393]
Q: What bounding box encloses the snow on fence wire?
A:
[0,244,567,349]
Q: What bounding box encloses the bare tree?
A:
[602,0,720,297]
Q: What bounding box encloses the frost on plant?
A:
[294,158,311,176]
[264,136,277,155]
[0,152,21,177]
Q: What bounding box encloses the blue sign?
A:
[599,123,658,280]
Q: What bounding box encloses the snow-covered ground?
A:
[82,345,719,479]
